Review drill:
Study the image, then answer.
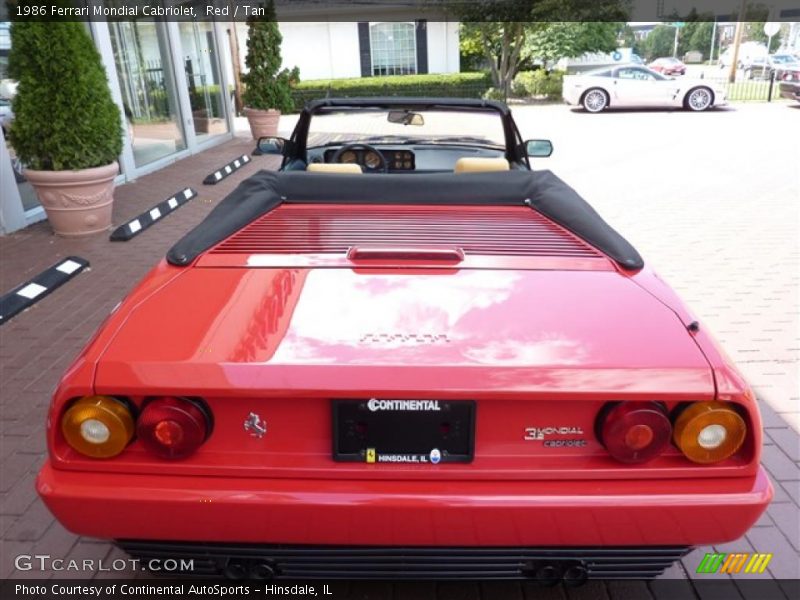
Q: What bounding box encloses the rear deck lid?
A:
[96,266,713,398]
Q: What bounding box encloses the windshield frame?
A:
[284,97,525,168]
[305,106,508,151]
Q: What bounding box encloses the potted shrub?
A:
[241,0,298,139]
[8,17,122,237]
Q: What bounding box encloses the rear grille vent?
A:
[120,541,690,580]
[210,205,604,259]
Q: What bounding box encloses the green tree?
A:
[686,21,715,59]
[619,25,647,57]
[241,0,297,113]
[524,22,620,64]
[457,1,629,96]
[8,6,122,171]
[674,9,715,59]
[643,25,677,61]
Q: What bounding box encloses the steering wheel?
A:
[332,143,388,173]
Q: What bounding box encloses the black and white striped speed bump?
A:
[109,187,197,241]
[203,154,251,185]
[0,257,89,325]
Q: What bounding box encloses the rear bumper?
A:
[38,462,771,547]
[118,540,691,580]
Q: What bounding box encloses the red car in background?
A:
[648,57,687,75]
[37,98,771,585]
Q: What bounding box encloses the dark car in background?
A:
[648,57,687,76]
[779,66,800,102]
[743,53,800,80]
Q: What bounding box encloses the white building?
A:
[271,21,460,80]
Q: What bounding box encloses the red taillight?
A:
[136,397,211,459]
[596,402,672,464]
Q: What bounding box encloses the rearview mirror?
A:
[387,110,425,126]
[525,139,553,158]
[256,136,287,155]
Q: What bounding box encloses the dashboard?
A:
[306,145,508,173]
[322,148,416,172]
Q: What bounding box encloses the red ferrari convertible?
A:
[38,98,771,584]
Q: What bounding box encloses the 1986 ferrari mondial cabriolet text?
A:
[37,98,771,584]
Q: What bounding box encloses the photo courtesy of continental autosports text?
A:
[1,0,799,599]
[12,583,332,598]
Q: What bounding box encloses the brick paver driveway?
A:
[1,103,798,599]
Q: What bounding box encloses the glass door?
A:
[108,18,187,167]
[178,20,230,144]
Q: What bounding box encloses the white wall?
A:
[237,21,460,82]
[427,21,460,74]
[279,22,361,80]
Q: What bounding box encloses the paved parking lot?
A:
[0,102,798,598]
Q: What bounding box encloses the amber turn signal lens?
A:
[61,396,134,458]
[673,401,746,464]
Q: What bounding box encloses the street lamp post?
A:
[671,21,685,59]
[709,19,717,63]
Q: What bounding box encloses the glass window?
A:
[108,18,187,167]
[179,20,230,144]
[307,108,506,150]
[617,67,658,81]
[370,22,416,76]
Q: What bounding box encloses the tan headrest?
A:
[307,163,363,174]
[454,157,510,173]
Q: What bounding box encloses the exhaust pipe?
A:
[222,560,248,580]
[250,561,275,580]
[534,564,563,587]
[562,564,588,587]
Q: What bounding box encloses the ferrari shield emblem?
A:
[366,448,376,463]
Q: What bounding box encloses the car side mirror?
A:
[256,136,288,155]
[525,139,553,158]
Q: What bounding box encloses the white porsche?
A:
[563,64,728,113]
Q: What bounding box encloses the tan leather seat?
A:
[307,163,363,174]
[454,157,510,173]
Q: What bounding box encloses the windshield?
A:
[307,108,506,150]
[772,55,797,64]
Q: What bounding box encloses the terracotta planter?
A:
[244,107,281,139]
[25,162,118,237]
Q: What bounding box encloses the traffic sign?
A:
[763,23,780,37]
[673,22,685,28]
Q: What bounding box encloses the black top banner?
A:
[4,0,800,22]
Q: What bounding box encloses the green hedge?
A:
[291,72,492,110]
[511,70,564,101]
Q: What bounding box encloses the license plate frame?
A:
[332,399,475,464]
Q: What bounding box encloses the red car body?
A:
[37,99,771,583]
[648,58,687,76]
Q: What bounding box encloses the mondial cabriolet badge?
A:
[244,412,267,438]
[524,426,587,448]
